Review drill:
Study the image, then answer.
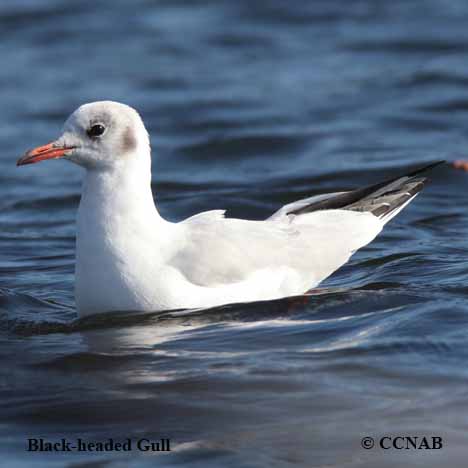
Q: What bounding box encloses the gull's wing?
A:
[268,192,346,221]
[170,208,382,291]
[169,162,442,293]
[272,161,443,222]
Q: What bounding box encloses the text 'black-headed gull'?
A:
[17,101,442,317]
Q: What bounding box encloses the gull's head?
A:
[17,101,150,171]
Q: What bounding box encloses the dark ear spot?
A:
[122,126,137,153]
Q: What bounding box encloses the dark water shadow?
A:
[2,280,427,338]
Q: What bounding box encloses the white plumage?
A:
[17,101,438,317]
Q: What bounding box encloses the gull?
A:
[17,101,442,317]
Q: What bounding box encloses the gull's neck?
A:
[78,151,165,238]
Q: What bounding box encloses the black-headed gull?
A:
[17,101,442,317]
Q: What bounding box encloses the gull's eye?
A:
[87,123,106,138]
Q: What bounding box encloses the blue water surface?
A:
[1,1,468,467]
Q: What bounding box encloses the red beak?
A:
[17,142,75,166]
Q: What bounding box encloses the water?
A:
[1,0,468,466]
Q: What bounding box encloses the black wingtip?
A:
[405,160,445,178]
[286,160,445,217]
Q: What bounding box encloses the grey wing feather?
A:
[280,161,443,220]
